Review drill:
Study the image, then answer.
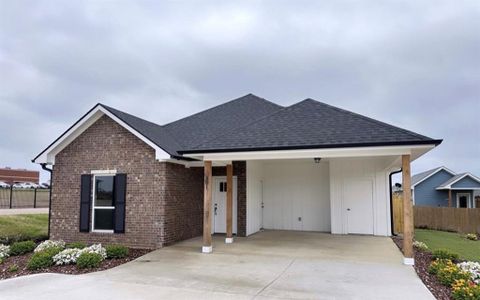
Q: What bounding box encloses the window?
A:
[92,174,115,232]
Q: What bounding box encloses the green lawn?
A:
[415,229,480,262]
[0,214,48,244]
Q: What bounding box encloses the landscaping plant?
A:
[432,249,460,261]
[105,245,129,259]
[76,252,104,269]
[53,248,83,265]
[8,264,19,273]
[0,244,10,259]
[27,246,63,270]
[34,240,65,252]
[66,242,87,249]
[9,240,36,256]
[465,234,478,241]
[413,240,429,251]
[457,262,480,284]
[451,279,480,300]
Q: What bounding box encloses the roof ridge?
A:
[163,93,282,128]
[303,98,434,141]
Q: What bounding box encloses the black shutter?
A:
[113,174,127,233]
[79,174,92,232]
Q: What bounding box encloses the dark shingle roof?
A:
[180,98,442,153]
[164,94,283,149]
[100,104,184,157]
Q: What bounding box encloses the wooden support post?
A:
[226,164,233,244]
[402,154,414,265]
[203,161,213,253]
[448,189,452,207]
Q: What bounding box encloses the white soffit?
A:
[184,144,436,161]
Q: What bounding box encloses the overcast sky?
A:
[1,1,479,183]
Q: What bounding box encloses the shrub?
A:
[8,264,19,273]
[429,259,450,275]
[35,240,65,253]
[465,234,478,241]
[431,260,471,286]
[0,244,10,259]
[27,247,63,270]
[413,241,429,251]
[432,249,459,261]
[76,252,103,269]
[452,279,480,300]
[66,242,87,249]
[106,245,129,259]
[53,248,82,265]
[457,262,480,284]
[9,240,36,256]
[82,244,107,259]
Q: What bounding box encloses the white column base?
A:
[225,237,234,244]
[202,246,213,253]
[403,257,414,265]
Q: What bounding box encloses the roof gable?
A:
[181,98,442,153]
[412,166,456,187]
[437,173,480,189]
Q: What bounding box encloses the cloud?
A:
[0,0,479,182]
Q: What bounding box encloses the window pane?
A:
[94,209,114,230]
[95,176,114,206]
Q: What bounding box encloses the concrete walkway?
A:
[0,231,433,299]
[0,208,48,215]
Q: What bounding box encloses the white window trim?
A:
[91,173,116,233]
[456,192,472,208]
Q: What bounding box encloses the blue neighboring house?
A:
[412,166,480,208]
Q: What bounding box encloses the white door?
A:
[212,177,237,234]
[343,178,374,234]
[262,161,330,232]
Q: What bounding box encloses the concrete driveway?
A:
[0,231,433,299]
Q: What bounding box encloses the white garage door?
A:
[262,161,330,232]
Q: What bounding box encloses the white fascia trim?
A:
[184,144,436,161]
[159,159,230,168]
[436,173,480,190]
[412,166,457,188]
[34,106,170,165]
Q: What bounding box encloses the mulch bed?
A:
[0,248,151,280]
[392,236,452,300]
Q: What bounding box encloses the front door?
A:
[457,193,471,208]
[212,176,237,234]
[343,178,374,234]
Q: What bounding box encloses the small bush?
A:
[76,252,104,269]
[106,245,129,259]
[429,259,470,286]
[53,248,83,265]
[429,259,450,275]
[457,261,480,284]
[413,240,429,251]
[9,240,36,256]
[8,264,19,273]
[0,244,10,259]
[452,279,480,300]
[465,234,478,241]
[432,249,459,261]
[27,247,62,270]
[35,240,65,252]
[66,242,87,249]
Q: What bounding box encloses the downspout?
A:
[389,168,402,236]
[40,163,53,239]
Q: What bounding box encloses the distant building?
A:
[0,167,39,184]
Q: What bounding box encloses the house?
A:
[412,166,480,208]
[0,167,39,184]
[32,94,442,265]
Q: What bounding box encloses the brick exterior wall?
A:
[51,115,204,249]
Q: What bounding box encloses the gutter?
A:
[40,163,53,239]
[389,168,402,236]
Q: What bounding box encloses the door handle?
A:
[214,203,218,215]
